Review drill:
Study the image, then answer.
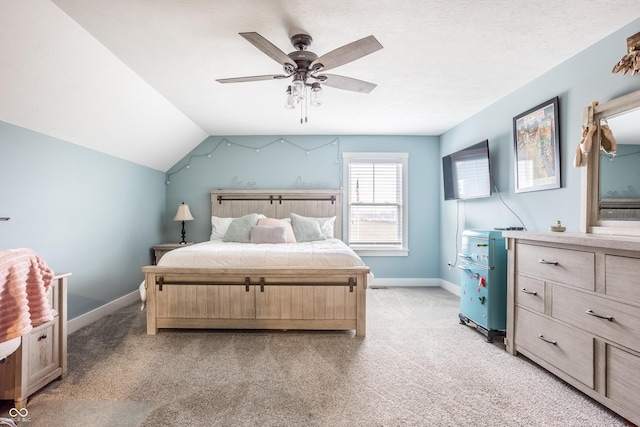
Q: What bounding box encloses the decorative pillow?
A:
[290,213,326,242]
[250,225,287,244]
[223,213,260,243]
[257,218,297,243]
[210,216,234,240]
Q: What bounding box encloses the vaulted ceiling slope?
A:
[2,1,640,171]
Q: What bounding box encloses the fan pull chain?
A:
[300,85,308,124]
[305,86,308,123]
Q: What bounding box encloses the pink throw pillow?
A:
[256,218,297,243]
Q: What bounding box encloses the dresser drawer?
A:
[605,254,640,305]
[552,286,640,353]
[515,308,593,388]
[515,275,545,313]
[607,344,640,415]
[606,345,640,412]
[516,243,594,291]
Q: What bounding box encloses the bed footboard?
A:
[142,266,369,337]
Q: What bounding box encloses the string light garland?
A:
[166,136,341,185]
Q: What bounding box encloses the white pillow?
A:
[211,214,267,240]
[210,216,234,240]
[317,216,336,239]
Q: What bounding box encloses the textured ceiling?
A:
[2,1,640,171]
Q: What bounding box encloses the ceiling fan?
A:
[216,32,383,123]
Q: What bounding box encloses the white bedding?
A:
[157,238,367,269]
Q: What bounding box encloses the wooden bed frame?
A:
[142,189,370,336]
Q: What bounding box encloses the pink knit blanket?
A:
[0,248,55,342]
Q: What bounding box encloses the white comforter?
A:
[157,239,367,269]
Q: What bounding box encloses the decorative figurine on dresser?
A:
[0,248,69,410]
[458,230,508,342]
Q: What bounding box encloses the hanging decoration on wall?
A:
[165,136,341,185]
[612,31,640,75]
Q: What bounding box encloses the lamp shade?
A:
[173,203,194,221]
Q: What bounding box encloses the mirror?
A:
[598,107,640,220]
[582,89,640,235]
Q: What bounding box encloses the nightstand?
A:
[152,242,193,264]
[0,272,69,409]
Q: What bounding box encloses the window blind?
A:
[348,160,403,246]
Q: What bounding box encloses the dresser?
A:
[0,273,69,409]
[503,232,639,425]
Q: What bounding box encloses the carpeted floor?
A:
[0,287,629,426]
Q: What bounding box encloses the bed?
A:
[142,189,370,336]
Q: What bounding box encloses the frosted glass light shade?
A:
[291,76,305,98]
[310,82,322,106]
[285,86,295,109]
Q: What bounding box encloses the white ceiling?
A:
[2,1,640,171]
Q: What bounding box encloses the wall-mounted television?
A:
[442,140,492,201]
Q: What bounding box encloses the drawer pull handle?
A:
[520,288,537,295]
[457,265,480,278]
[538,259,559,265]
[538,334,557,345]
[38,333,48,341]
[585,309,613,321]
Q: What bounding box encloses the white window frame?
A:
[342,152,409,257]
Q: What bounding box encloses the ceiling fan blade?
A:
[216,74,287,84]
[311,35,382,72]
[240,32,296,69]
[320,74,377,93]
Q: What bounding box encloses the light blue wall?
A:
[4,19,640,322]
[0,121,166,319]
[439,18,640,285]
[164,135,441,279]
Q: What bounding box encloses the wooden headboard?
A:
[210,189,343,238]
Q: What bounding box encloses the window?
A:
[343,152,408,256]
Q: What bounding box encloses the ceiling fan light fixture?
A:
[291,75,305,98]
[310,82,323,106]
[285,86,296,109]
[217,32,382,123]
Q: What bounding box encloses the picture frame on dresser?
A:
[513,97,561,193]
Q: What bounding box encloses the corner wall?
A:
[0,121,166,319]
[439,19,640,286]
[163,135,441,279]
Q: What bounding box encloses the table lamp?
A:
[173,202,194,244]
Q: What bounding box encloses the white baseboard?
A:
[370,277,460,296]
[370,277,441,288]
[439,279,460,296]
[68,290,141,335]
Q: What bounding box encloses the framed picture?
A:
[513,97,560,193]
